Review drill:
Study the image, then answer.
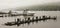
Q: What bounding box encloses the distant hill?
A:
[15,2,60,11]
[28,5,60,11]
[1,2,60,11]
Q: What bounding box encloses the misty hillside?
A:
[28,5,60,11]
[1,2,60,11]
[15,2,60,11]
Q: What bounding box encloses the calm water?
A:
[0,11,60,28]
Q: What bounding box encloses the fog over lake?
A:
[0,11,60,28]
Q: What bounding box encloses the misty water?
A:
[0,11,60,28]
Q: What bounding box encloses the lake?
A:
[0,11,60,28]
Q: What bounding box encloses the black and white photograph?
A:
[0,0,60,28]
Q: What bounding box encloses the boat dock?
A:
[3,16,57,26]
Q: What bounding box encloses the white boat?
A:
[0,9,35,17]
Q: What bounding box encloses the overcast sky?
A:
[0,0,60,10]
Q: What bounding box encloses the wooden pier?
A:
[3,16,57,26]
